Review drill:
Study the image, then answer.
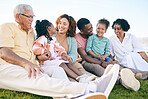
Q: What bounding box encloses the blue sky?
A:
[0,0,148,38]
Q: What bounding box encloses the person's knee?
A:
[59,63,67,67]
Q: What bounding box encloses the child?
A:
[86,18,115,65]
[33,20,96,82]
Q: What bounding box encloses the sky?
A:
[0,0,148,38]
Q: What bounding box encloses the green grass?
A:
[109,80,148,99]
[0,80,148,99]
[0,89,52,99]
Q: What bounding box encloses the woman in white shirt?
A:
[110,18,148,72]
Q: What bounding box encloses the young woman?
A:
[33,19,96,82]
[53,14,97,82]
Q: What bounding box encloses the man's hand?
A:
[0,47,45,79]
[114,60,119,64]
[101,62,109,68]
[24,62,44,79]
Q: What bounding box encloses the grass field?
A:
[0,79,148,99]
[1,53,147,98]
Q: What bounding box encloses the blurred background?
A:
[0,0,147,51]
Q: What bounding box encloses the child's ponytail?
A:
[35,20,52,40]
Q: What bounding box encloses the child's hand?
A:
[44,49,53,60]
[100,56,105,61]
[96,54,101,59]
[37,50,52,61]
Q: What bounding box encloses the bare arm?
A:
[37,49,52,61]
[78,47,101,64]
[138,52,148,62]
[0,47,43,78]
[60,53,72,63]
[87,50,101,60]
[103,53,109,58]
[100,53,109,61]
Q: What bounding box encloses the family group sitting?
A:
[0,4,148,99]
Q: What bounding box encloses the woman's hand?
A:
[61,53,68,61]
[67,55,72,63]
[61,53,72,63]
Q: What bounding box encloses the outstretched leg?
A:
[76,64,119,99]
[59,63,79,81]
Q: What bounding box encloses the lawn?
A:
[0,79,148,99]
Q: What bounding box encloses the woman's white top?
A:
[109,33,148,71]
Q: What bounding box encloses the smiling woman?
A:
[53,14,98,82]
[55,14,77,55]
[0,1,148,98]
[0,0,148,38]
[110,18,148,71]
[0,4,97,99]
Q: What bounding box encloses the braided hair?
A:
[35,20,52,40]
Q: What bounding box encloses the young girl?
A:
[86,19,116,66]
[33,20,96,82]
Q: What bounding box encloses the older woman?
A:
[110,18,148,71]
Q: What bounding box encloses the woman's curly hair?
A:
[56,14,76,37]
[112,18,130,32]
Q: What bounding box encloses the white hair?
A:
[13,4,33,18]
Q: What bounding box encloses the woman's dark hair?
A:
[77,18,90,30]
[56,14,76,37]
[35,20,52,40]
[112,18,130,32]
[97,18,110,29]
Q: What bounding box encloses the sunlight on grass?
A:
[109,80,148,99]
[0,80,148,99]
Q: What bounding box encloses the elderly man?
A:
[0,4,120,99]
